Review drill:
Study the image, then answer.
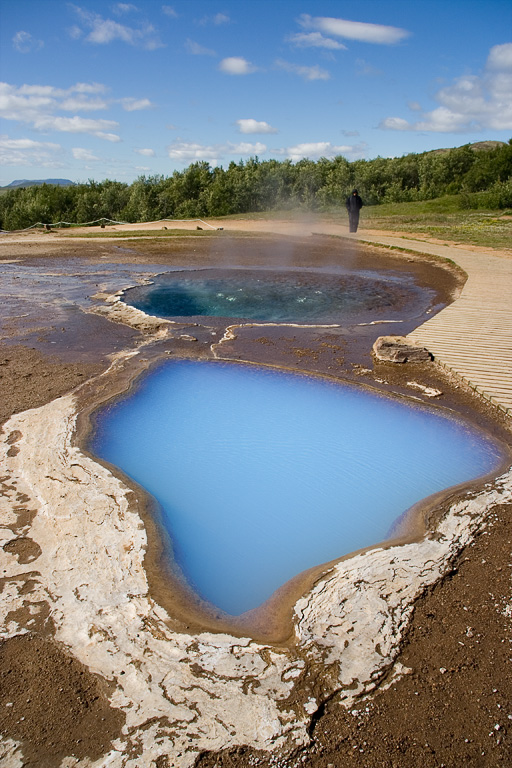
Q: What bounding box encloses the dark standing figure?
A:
[345,189,363,233]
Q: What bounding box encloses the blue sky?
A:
[0,0,511,185]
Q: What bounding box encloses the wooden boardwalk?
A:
[354,232,512,416]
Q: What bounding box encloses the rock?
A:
[90,301,170,334]
[178,334,198,342]
[407,381,443,397]
[372,336,433,364]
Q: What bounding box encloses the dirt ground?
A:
[0,225,511,767]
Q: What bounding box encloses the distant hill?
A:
[427,140,507,156]
[2,178,75,189]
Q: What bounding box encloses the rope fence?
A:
[0,217,221,234]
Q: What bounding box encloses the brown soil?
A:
[0,345,103,425]
[0,635,125,768]
[0,228,511,767]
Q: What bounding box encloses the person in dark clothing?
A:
[345,189,363,232]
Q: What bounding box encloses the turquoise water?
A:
[91,360,501,616]
[123,268,432,324]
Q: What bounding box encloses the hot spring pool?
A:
[91,360,501,616]
[122,267,436,324]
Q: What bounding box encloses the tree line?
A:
[1,140,511,231]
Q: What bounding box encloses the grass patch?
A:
[304,196,512,250]
[359,197,512,249]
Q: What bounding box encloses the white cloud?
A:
[185,39,216,56]
[236,119,277,135]
[379,117,410,131]
[299,14,410,45]
[121,97,153,111]
[12,31,44,53]
[92,131,122,142]
[275,60,330,81]
[0,82,122,140]
[162,6,178,18]
[60,96,108,111]
[355,58,382,77]
[113,3,139,14]
[0,134,62,167]
[162,137,368,173]
[167,140,267,164]
[8,82,109,113]
[135,148,155,156]
[70,5,163,49]
[219,57,257,75]
[0,89,52,122]
[416,107,474,132]
[487,42,512,70]
[0,82,153,140]
[72,147,100,161]
[0,83,56,122]
[281,141,360,162]
[287,31,346,50]
[213,13,230,25]
[69,26,83,40]
[72,83,108,95]
[230,142,267,154]
[198,13,230,26]
[17,84,60,97]
[37,115,121,139]
[380,43,512,133]
[168,141,219,163]
[0,136,58,151]
[89,21,131,43]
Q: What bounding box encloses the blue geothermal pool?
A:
[91,360,501,616]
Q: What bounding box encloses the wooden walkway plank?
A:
[351,232,512,416]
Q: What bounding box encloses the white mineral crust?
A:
[90,293,171,333]
[1,385,511,767]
